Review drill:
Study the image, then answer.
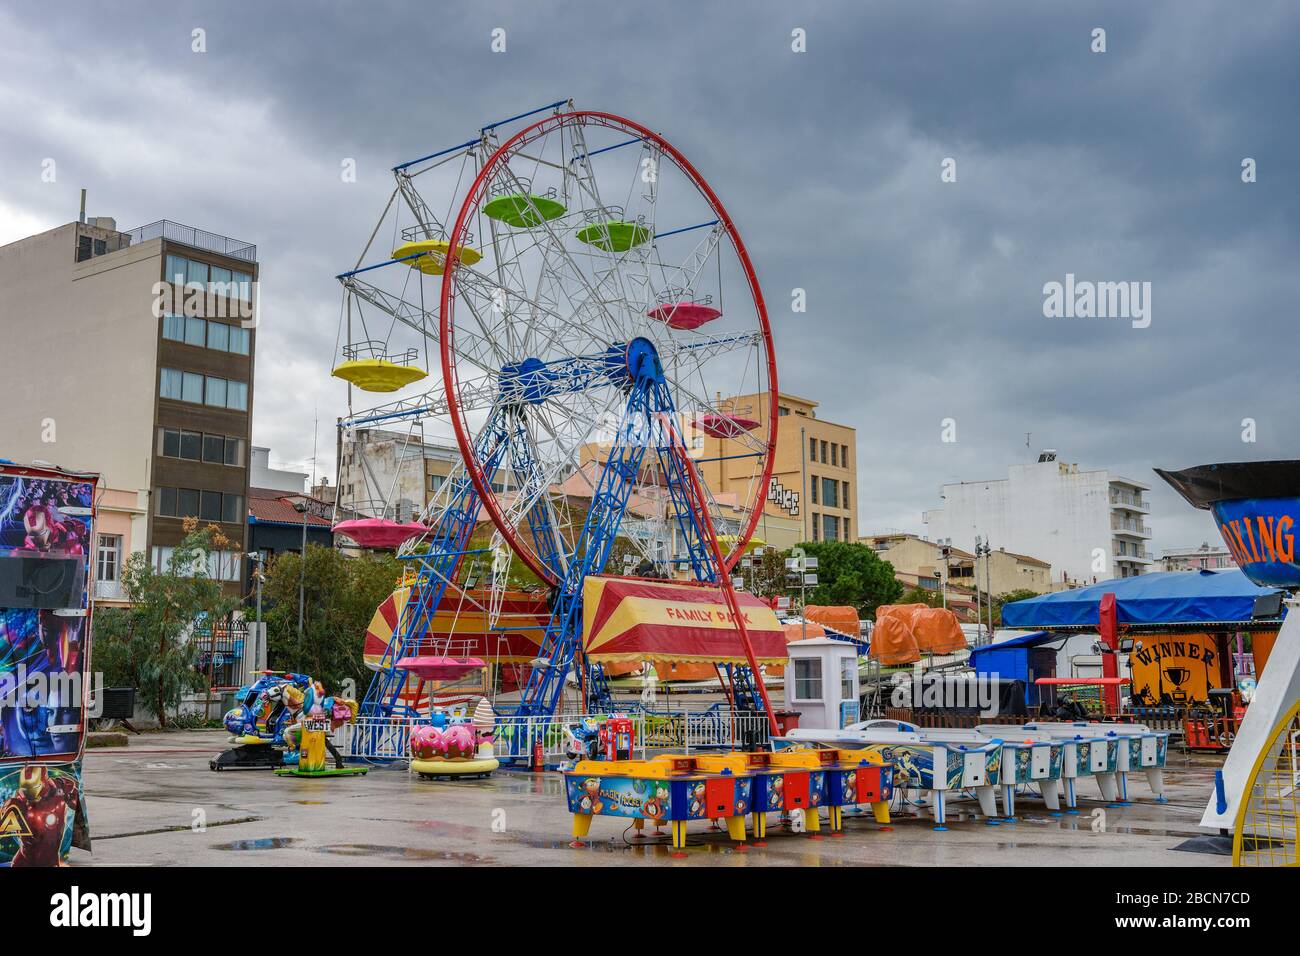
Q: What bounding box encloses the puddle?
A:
[314,844,494,864]
[212,837,303,851]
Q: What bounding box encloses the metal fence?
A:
[333,706,770,762]
[124,219,258,261]
[191,615,247,692]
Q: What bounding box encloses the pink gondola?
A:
[646,302,722,330]
[396,656,488,682]
[332,517,427,550]
[695,412,760,439]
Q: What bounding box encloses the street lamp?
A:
[293,500,308,641]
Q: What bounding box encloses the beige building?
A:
[0,217,258,601]
[696,391,856,550]
[863,531,1052,598]
[1159,542,1236,572]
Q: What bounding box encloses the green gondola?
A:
[483,193,567,228]
[576,220,652,252]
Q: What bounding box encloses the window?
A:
[811,512,820,540]
[96,534,122,583]
[823,513,839,541]
[200,490,223,521]
[210,265,232,290]
[429,474,445,492]
[160,368,183,400]
[810,476,818,505]
[185,258,209,286]
[809,436,816,462]
[162,314,186,342]
[158,487,177,516]
[178,488,200,517]
[778,406,789,417]
[207,321,230,351]
[205,375,227,407]
[224,437,244,466]
[820,440,828,464]
[843,480,850,506]
[203,434,225,463]
[228,326,250,355]
[831,443,839,467]
[184,316,206,347]
[182,371,203,403]
[233,271,253,302]
[222,494,243,524]
[841,658,856,700]
[165,254,187,284]
[793,658,823,701]
[822,477,839,509]
[842,445,849,468]
[180,430,201,460]
[226,380,248,410]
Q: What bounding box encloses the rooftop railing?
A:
[124,219,257,262]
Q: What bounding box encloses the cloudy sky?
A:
[3,1,1296,556]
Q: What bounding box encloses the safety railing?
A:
[334,706,771,762]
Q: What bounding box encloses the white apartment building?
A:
[922,450,1153,586]
[249,446,307,494]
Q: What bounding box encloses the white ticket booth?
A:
[785,637,860,730]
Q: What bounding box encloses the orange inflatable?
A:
[768,621,828,677]
[868,613,920,665]
[912,606,967,654]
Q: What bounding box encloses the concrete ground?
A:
[72,729,1230,867]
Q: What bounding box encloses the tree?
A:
[895,586,943,609]
[262,544,402,695]
[795,540,903,617]
[93,520,239,726]
[990,588,1041,627]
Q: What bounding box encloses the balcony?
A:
[94,579,126,601]
[1110,489,1149,512]
[1111,516,1151,537]
[125,219,257,262]
[1113,545,1153,564]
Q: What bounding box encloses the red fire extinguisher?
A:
[531,737,545,772]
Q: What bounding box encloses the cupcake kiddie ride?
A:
[408,692,500,780]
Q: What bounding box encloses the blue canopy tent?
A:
[1001,570,1284,631]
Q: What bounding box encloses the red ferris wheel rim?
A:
[439,110,779,585]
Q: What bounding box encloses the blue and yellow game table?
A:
[564,755,754,853]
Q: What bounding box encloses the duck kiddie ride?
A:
[332,101,784,759]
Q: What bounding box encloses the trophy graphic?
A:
[1163,665,1191,704]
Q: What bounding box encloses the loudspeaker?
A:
[0,554,85,609]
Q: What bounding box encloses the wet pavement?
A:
[73,730,1231,867]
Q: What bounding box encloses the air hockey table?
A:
[780,725,1004,829]
[1012,722,1169,803]
[863,720,1066,819]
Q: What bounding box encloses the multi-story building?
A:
[336,427,462,520]
[249,446,307,494]
[1159,542,1236,572]
[922,450,1152,585]
[695,391,857,550]
[0,217,258,600]
[863,530,1052,596]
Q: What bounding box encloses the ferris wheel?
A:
[334,102,778,726]
[438,110,777,587]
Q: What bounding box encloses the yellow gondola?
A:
[331,343,427,392]
[392,239,483,276]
